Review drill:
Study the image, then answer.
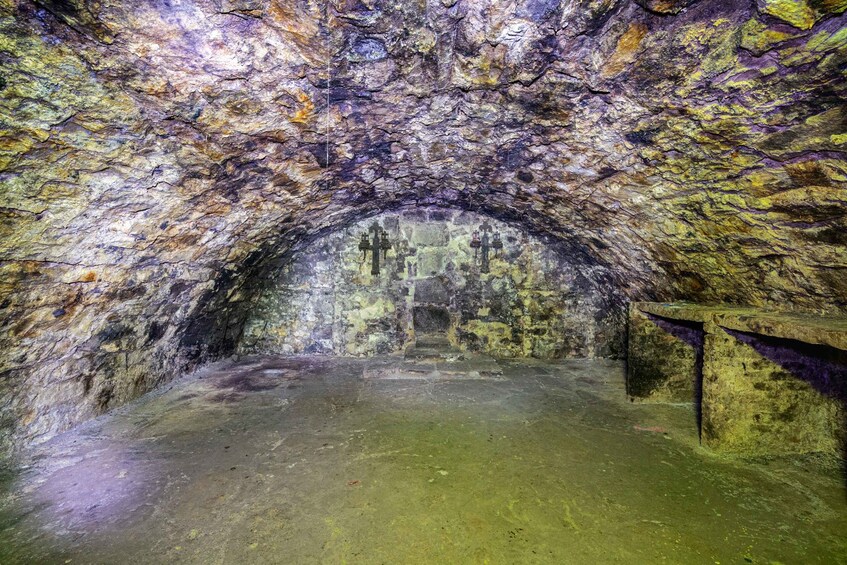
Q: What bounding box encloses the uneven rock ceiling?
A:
[0,0,846,447]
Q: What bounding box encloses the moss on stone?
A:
[741,18,798,53]
[241,209,624,360]
[758,0,818,29]
[1,0,846,454]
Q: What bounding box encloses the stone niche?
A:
[240,208,625,358]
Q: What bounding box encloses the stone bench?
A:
[627,302,847,457]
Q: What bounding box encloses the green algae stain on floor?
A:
[0,357,845,564]
[315,390,845,564]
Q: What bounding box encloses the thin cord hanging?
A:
[325,0,330,184]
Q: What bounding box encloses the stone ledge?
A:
[629,301,847,456]
[634,302,847,351]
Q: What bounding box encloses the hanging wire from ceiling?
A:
[324,0,331,183]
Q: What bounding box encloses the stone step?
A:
[363,366,503,380]
[364,349,503,380]
[404,348,461,361]
[413,333,451,349]
[404,333,461,361]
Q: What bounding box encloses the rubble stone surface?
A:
[1,0,845,451]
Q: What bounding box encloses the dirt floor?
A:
[0,355,845,564]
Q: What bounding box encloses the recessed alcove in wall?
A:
[239,207,626,359]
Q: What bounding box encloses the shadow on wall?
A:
[726,330,847,495]
[179,248,268,366]
[238,207,627,359]
[645,314,705,437]
[627,310,846,489]
[726,331,847,405]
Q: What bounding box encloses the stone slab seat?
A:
[636,302,847,351]
[628,302,847,457]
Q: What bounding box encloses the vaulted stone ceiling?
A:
[1,0,846,449]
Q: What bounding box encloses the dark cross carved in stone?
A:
[470,221,503,274]
[358,221,392,276]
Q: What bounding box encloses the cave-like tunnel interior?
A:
[1,0,846,562]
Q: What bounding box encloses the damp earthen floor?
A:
[1,356,845,564]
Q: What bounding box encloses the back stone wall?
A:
[240,208,626,359]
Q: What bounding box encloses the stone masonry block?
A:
[701,321,845,457]
[627,305,702,403]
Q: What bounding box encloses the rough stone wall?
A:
[0,2,336,453]
[702,323,846,456]
[1,0,846,452]
[626,309,703,403]
[241,208,625,358]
